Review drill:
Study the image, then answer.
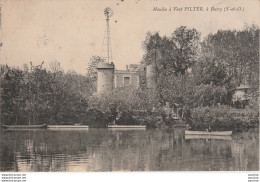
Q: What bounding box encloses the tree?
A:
[142,27,200,104]
[191,25,259,107]
[199,26,259,89]
[87,56,105,81]
[1,61,96,125]
[170,26,200,76]
[49,60,63,74]
[142,27,200,77]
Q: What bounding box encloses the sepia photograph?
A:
[0,0,259,176]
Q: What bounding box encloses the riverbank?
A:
[83,106,259,131]
[1,106,258,131]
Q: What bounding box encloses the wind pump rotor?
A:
[104,7,113,19]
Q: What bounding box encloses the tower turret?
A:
[97,7,115,93]
[97,62,115,93]
[146,64,157,89]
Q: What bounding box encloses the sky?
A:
[0,0,259,75]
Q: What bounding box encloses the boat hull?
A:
[185,135,232,140]
[185,130,232,136]
[2,124,47,130]
[107,125,146,129]
[47,125,89,130]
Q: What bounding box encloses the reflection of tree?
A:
[0,131,18,171]
[0,129,258,171]
[231,130,259,170]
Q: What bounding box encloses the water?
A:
[0,128,258,171]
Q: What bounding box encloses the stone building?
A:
[96,7,158,93]
[96,62,157,93]
[96,62,115,93]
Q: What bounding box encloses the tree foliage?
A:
[87,55,105,81]
[142,26,200,78]
[142,25,259,109]
[1,61,95,125]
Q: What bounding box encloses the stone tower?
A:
[96,8,115,93]
[146,64,157,89]
[96,62,115,93]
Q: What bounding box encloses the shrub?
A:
[84,108,109,128]
[88,87,159,125]
[189,106,259,131]
[116,111,140,125]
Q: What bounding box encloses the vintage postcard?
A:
[0,0,259,178]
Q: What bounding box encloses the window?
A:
[124,76,130,86]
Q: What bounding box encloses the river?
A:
[0,128,258,171]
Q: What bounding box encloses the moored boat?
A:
[2,124,47,130]
[47,125,89,130]
[185,130,232,136]
[107,124,146,129]
[185,135,232,140]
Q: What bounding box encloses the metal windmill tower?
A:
[102,7,113,63]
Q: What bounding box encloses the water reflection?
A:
[0,128,258,171]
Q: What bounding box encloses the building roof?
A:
[128,64,139,71]
[128,63,146,72]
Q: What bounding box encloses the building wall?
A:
[114,70,140,89]
[96,62,157,92]
[97,62,115,93]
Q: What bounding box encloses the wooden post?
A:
[0,87,1,128]
[28,113,31,125]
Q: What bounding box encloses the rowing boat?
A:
[185,130,232,136]
[47,125,89,130]
[2,124,47,130]
[107,125,146,129]
[185,135,232,140]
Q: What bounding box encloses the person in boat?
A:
[206,126,212,132]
